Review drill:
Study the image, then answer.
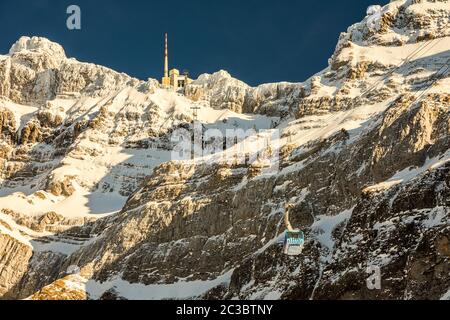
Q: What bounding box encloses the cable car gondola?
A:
[283,229,305,256]
[283,203,305,256]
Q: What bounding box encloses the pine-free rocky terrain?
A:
[0,0,449,300]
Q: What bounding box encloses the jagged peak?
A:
[191,70,249,88]
[9,36,66,59]
[328,0,450,70]
[365,1,446,36]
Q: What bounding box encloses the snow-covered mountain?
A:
[0,0,449,300]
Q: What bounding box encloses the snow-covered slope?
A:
[0,36,279,297]
[1,0,449,300]
[0,37,277,216]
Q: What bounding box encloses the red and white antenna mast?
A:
[164,33,169,79]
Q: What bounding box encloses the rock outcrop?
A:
[0,234,33,298]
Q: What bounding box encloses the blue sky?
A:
[0,0,389,85]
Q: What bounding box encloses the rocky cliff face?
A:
[0,0,449,300]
